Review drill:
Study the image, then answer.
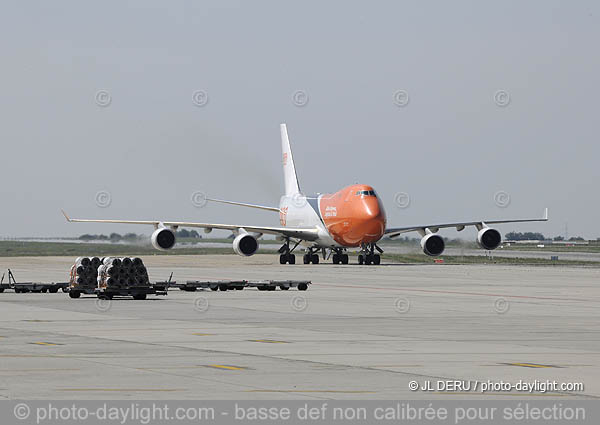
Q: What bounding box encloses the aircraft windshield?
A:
[356,190,376,197]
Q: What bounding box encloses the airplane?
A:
[62,124,548,265]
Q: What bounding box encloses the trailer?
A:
[167,279,311,292]
[2,263,311,297]
[95,285,167,300]
[1,269,69,293]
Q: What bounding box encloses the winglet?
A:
[61,209,72,222]
[543,207,549,220]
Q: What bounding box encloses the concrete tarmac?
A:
[176,241,600,262]
[0,255,599,400]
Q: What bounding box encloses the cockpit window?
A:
[355,190,377,197]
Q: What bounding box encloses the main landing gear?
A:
[279,238,300,264]
[303,247,319,264]
[358,243,382,265]
[331,248,349,264]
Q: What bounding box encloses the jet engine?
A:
[477,227,501,250]
[420,233,445,256]
[151,228,176,250]
[233,233,259,256]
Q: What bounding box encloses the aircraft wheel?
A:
[358,254,364,265]
[69,291,81,299]
[279,254,287,264]
[210,286,218,291]
[219,284,228,291]
[288,254,295,264]
[373,254,381,265]
[133,293,147,300]
[280,286,289,290]
[303,254,310,264]
[342,254,349,264]
[311,254,319,264]
[298,283,308,291]
[365,255,373,265]
[332,254,339,264]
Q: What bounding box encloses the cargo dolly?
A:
[0,269,69,293]
[95,285,167,300]
[163,279,311,292]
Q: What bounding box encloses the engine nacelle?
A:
[151,228,176,250]
[477,227,501,250]
[420,233,445,256]
[233,233,259,256]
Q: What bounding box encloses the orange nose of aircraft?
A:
[320,185,387,247]
[353,195,386,244]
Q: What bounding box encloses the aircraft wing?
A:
[61,210,319,241]
[385,208,548,238]
[206,197,280,212]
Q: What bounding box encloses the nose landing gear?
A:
[358,243,382,265]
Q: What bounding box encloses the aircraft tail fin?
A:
[280,123,301,196]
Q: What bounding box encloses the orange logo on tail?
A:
[279,206,288,226]
[282,152,288,166]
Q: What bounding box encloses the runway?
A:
[175,241,600,262]
[0,255,599,400]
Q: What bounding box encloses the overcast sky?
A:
[0,1,597,240]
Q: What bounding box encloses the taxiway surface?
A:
[0,255,598,400]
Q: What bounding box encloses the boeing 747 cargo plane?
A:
[63,124,548,265]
